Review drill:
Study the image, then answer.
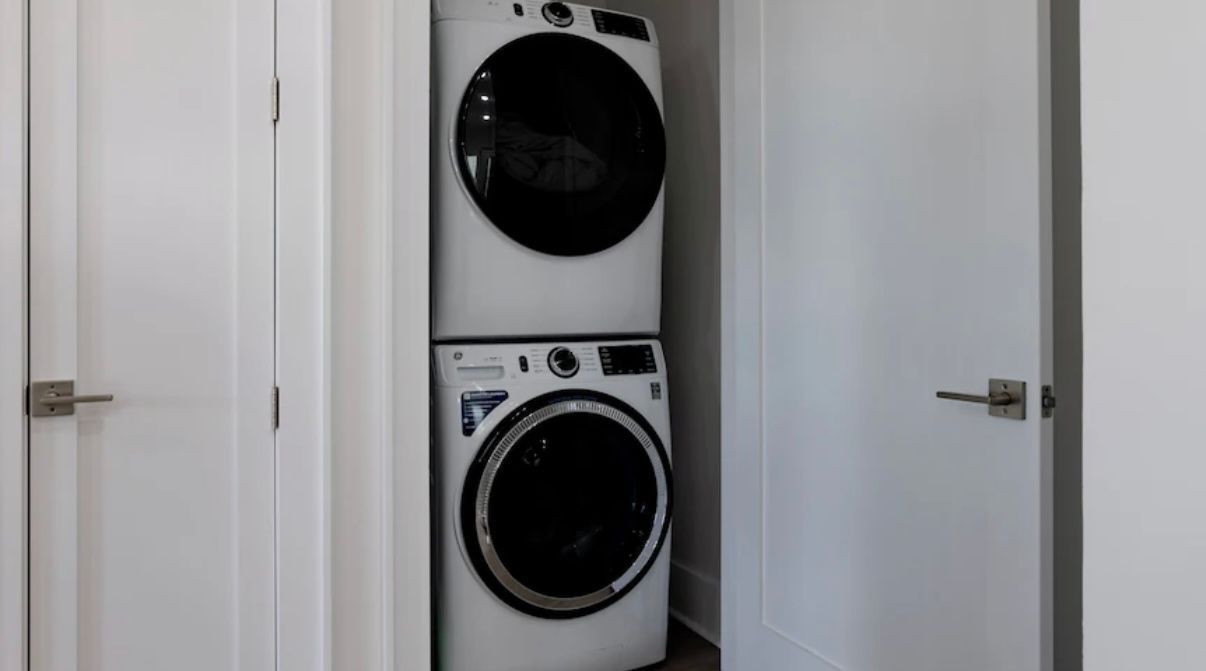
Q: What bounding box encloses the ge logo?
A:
[453,352,463,361]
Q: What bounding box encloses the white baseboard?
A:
[669,560,721,647]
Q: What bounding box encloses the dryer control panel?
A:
[432,0,659,47]
[590,9,651,41]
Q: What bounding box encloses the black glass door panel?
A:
[461,392,672,618]
[457,34,666,257]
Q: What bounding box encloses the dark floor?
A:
[641,620,721,671]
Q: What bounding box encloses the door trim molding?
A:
[277,0,431,668]
[276,0,334,667]
[383,1,432,668]
[718,0,763,667]
[0,0,27,667]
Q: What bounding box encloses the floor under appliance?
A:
[641,620,720,671]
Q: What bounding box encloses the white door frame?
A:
[275,0,333,664]
[717,0,761,664]
[0,0,430,668]
[0,0,28,667]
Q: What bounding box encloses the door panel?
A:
[28,0,275,668]
[723,0,1052,669]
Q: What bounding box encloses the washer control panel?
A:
[599,344,658,375]
[433,341,664,385]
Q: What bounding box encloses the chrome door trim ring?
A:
[471,396,670,614]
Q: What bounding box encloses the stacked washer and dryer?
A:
[431,1,674,670]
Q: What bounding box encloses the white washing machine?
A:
[432,1,667,341]
[433,340,672,671]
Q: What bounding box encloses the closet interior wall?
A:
[602,0,723,644]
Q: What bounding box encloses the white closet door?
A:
[723,0,1053,669]
[28,0,276,668]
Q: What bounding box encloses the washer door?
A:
[456,33,667,257]
[461,391,672,619]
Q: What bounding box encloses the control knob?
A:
[541,2,574,27]
[547,347,580,378]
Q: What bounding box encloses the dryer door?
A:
[462,390,672,619]
[456,33,666,257]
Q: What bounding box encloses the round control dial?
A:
[547,347,580,378]
[541,2,574,27]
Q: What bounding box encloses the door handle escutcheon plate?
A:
[30,380,115,417]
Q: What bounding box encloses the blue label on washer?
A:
[461,391,509,436]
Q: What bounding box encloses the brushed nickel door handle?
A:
[39,393,115,406]
[30,380,115,417]
[935,391,1014,406]
[936,378,1026,420]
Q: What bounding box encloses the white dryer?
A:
[432,1,667,340]
[433,340,672,671]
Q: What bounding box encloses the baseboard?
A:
[669,560,721,647]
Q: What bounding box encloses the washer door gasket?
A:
[460,390,672,619]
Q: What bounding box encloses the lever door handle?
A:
[935,378,1026,420]
[39,393,115,406]
[935,391,1014,406]
[30,380,115,417]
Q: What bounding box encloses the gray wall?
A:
[604,0,723,644]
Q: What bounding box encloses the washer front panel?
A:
[461,391,672,618]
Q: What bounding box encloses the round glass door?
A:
[461,391,672,619]
[456,33,667,257]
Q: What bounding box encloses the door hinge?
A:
[1042,385,1056,418]
[271,77,280,124]
[272,385,280,429]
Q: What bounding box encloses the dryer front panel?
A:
[456,33,666,257]
[460,390,672,619]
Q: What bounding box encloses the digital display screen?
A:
[592,10,651,42]
[599,345,657,376]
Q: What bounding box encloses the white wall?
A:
[1081,3,1206,669]
[604,0,722,644]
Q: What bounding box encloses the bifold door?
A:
[28,0,276,667]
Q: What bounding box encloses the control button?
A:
[518,355,529,372]
[542,2,574,27]
[513,2,523,16]
[547,347,580,378]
